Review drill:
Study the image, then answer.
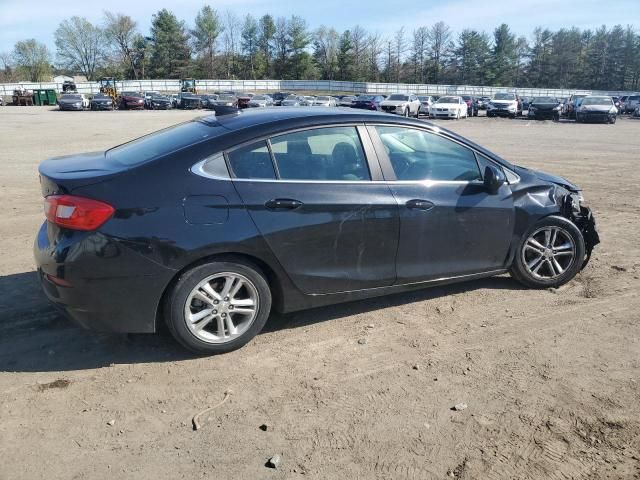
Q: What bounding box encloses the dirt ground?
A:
[0,107,639,480]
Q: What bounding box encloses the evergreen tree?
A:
[149,9,191,78]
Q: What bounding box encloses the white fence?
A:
[1,79,637,98]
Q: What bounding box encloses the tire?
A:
[510,215,586,289]
[609,115,616,124]
[164,260,272,355]
[404,108,409,117]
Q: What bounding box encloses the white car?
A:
[247,95,274,107]
[312,95,337,107]
[487,92,522,118]
[338,96,356,107]
[281,95,307,107]
[380,93,421,117]
[428,96,468,119]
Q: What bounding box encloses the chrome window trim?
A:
[191,152,231,180]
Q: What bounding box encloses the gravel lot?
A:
[1,107,639,479]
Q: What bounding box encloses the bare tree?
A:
[13,39,51,81]
[411,27,428,83]
[221,10,240,78]
[313,26,340,79]
[393,27,406,83]
[367,33,383,81]
[427,21,452,83]
[54,16,104,80]
[351,25,368,81]
[103,12,139,78]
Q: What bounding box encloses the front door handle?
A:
[265,198,303,210]
[406,199,435,211]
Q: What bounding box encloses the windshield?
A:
[284,95,298,100]
[122,92,141,97]
[316,96,330,101]
[532,97,557,103]
[418,96,430,101]
[388,94,409,101]
[252,95,268,100]
[581,97,612,106]
[494,93,516,100]
[437,96,459,103]
[218,94,235,100]
[461,95,472,100]
[342,96,355,101]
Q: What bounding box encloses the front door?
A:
[229,126,399,294]
[369,125,514,283]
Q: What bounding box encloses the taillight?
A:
[44,195,114,231]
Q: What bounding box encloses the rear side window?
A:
[107,122,223,166]
[270,127,370,181]
[375,126,481,182]
[227,140,276,179]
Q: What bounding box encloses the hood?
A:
[580,105,613,112]
[515,166,579,192]
[60,97,82,104]
[122,96,143,101]
[92,97,112,103]
[151,97,170,103]
[491,99,517,105]
[531,102,558,110]
[432,103,459,108]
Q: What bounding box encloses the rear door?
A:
[368,124,514,283]
[229,125,399,295]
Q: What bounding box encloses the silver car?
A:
[418,95,435,116]
[281,95,307,107]
[380,93,421,117]
[338,96,356,107]
[247,95,274,108]
[312,95,337,107]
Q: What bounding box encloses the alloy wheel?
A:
[184,273,259,344]
[522,226,576,280]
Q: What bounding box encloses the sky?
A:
[1,0,639,54]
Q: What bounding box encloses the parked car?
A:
[303,96,316,106]
[198,94,219,109]
[143,91,161,108]
[147,94,173,110]
[281,95,307,107]
[312,95,337,107]
[633,104,640,117]
[210,94,238,108]
[380,93,421,117]
[351,95,385,111]
[527,97,562,121]
[90,94,114,111]
[34,107,600,354]
[176,92,203,110]
[486,92,522,118]
[417,95,435,116]
[565,94,588,119]
[461,95,478,116]
[58,94,89,111]
[338,95,356,107]
[247,95,274,108]
[118,92,145,110]
[624,94,640,114]
[477,96,491,110]
[236,93,254,109]
[271,92,290,106]
[428,96,468,119]
[521,97,531,110]
[575,96,618,124]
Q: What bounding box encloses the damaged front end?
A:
[560,193,600,268]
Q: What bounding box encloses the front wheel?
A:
[403,108,409,117]
[609,115,616,124]
[165,260,272,354]
[510,216,586,289]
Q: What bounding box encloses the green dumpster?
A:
[33,89,58,106]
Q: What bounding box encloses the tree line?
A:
[2,7,639,91]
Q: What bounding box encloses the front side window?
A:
[270,127,370,181]
[375,126,481,182]
[227,140,276,179]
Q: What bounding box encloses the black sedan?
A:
[351,95,385,111]
[35,108,599,354]
[146,94,172,110]
[90,94,114,111]
[527,97,562,121]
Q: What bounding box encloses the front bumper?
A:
[91,103,113,110]
[487,108,516,117]
[577,112,614,123]
[59,105,83,111]
[528,110,559,120]
[34,222,173,333]
[430,109,458,118]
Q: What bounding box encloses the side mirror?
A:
[483,165,506,194]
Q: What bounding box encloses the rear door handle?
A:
[406,199,435,211]
[265,198,303,210]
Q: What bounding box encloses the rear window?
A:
[106,121,223,166]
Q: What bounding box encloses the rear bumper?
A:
[34,222,174,333]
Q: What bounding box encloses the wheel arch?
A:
[154,251,286,332]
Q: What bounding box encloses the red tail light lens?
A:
[44,195,114,231]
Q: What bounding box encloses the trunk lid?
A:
[39,151,122,195]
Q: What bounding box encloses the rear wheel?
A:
[510,216,585,289]
[165,261,272,354]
